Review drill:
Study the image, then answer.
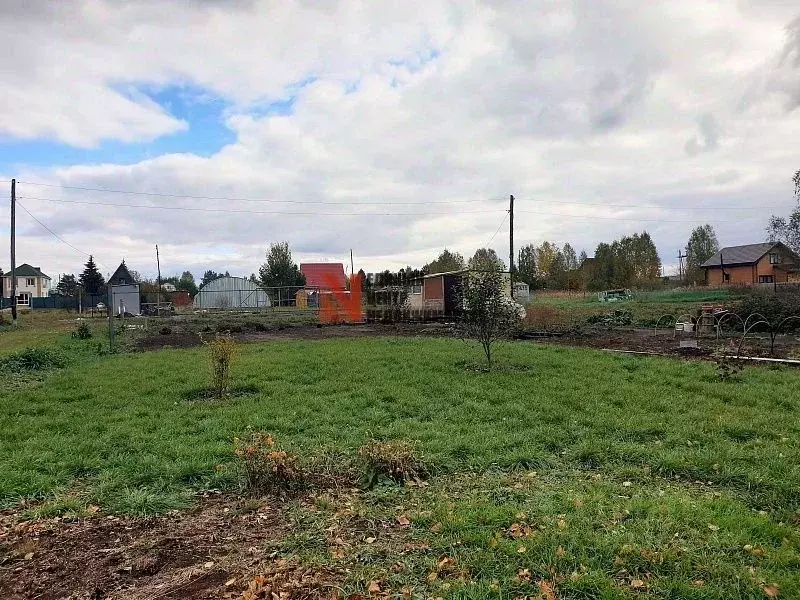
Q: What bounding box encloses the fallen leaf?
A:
[518,546,527,553]
[556,545,565,557]
[763,584,779,598]
[86,504,100,515]
[203,561,215,569]
[622,481,632,487]
[538,580,556,600]
[225,578,236,587]
[366,537,377,544]
[708,524,720,532]
[693,580,705,587]
[631,579,645,589]
[397,515,411,527]
[24,552,34,560]
[430,522,442,533]
[557,518,567,530]
[427,571,438,583]
[367,580,381,593]
[516,568,532,583]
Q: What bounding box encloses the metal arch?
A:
[715,312,744,342]
[652,314,675,337]
[744,312,769,332]
[737,320,770,358]
[769,315,800,356]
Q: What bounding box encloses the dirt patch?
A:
[0,493,295,600]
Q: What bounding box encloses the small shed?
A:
[109,261,140,315]
[193,276,271,309]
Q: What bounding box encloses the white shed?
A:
[193,276,271,309]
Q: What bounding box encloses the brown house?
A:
[701,242,800,285]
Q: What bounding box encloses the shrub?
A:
[72,321,92,339]
[713,352,743,382]
[234,432,304,496]
[159,326,172,336]
[358,439,427,486]
[205,334,236,398]
[738,290,800,330]
[0,348,66,374]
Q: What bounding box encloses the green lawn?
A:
[1,335,799,597]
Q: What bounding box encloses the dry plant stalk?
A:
[206,333,236,398]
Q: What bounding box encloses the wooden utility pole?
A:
[509,194,514,298]
[350,249,354,279]
[10,179,17,323]
[156,245,162,316]
[677,249,687,282]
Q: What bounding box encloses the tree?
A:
[458,269,524,369]
[589,232,661,290]
[517,244,538,288]
[258,242,305,289]
[533,242,559,283]
[766,169,800,253]
[425,249,465,274]
[163,271,199,295]
[200,270,229,289]
[562,244,579,271]
[469,248,505,271]
[579,250,588,265]
[79,255,105,296]
[686,224,719,284]
[56,274,79,297]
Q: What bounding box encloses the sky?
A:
[1,0,799,282]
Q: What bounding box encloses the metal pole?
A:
[156,245,162,317]
[10,179,17,323]
[509,194,514,298]
[107,284,114,352]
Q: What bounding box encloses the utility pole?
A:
[155,245,162,317]
[677,249,687,282]
[10,179,17,323]
[350,249,354,280]
[509,194,514,299]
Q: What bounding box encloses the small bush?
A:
[205,334,236,398]
[159,326,172,336]
[234,432,304,496]
[714,353,743,382]
[358,439,427,486]
[0,348,66,374]
[72,321,92,339]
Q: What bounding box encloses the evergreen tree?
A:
[517,244,538,288]
[79,255,105,296]
[56,274,79,297]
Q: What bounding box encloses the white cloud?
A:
[1,0,799,280]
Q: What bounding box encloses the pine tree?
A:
[79,256,105,296]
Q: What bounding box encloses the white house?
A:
[2,264,51,307]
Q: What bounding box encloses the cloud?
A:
[1,0,800,280]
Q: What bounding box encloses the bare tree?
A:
[458,270,524,369]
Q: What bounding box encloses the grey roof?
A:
[109,261,136,285]
[700,243,777,268]
[1,263,50,279]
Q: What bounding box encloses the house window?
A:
[16,293,30,307]
[411,284,423,295]
[769,253,779,264]
[26,278,35,286]
[723,273,730,283]
[759,275,774,284]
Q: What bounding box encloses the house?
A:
[407,269,513,317]
[109,261,141,315]
[700,242,800,285]
[161,282,177,292]
[300,263,347,291]
[1,264,51,307]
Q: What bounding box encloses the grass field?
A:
[1,330,799,597]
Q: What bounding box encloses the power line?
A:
[17,195,501,216]
[3,179,782,211]
[15,201,100,263]
[484,212,509,248]
[515,208,763,224]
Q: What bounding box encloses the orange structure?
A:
[318,271,365,324]
[701,242,800,285]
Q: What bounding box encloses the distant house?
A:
[300,263,347,291]
[1,264,51,307]
[109,261,140,315]
[407,269,513,317]
[161,282,177,292]
[701,242,800,285]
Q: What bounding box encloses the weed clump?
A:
[204,333,236,398]
[234,432,304,496]
[358,439,427,486]
[0,347,66,374]
[72,321,92,339]
[714,353,743,382]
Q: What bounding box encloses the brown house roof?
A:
[700,243,779,268]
